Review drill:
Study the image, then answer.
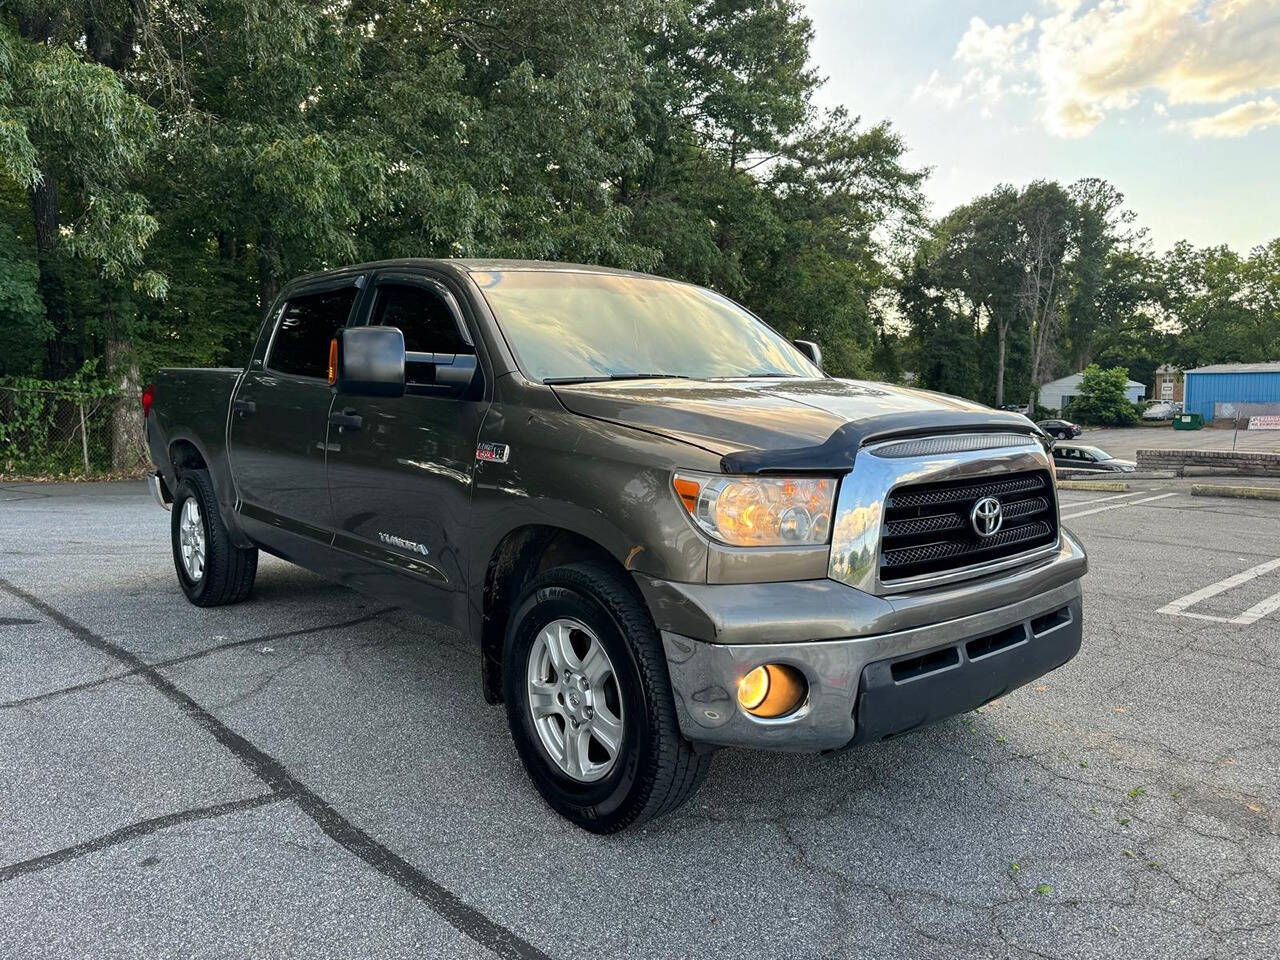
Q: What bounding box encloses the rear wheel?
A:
[170,469,257,607]
[503,562,711,832]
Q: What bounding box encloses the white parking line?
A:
[1057,491,1138,509]
[1060,492,1177,521]
[1157,556,1280,625]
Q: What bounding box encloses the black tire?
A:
[502,563,711,833]
[170,469,258,607]
[1058,430,1070,439]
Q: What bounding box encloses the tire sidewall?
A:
[504,581,652,828]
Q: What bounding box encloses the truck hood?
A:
[550,377,1039,472]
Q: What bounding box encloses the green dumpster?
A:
[1173,413,1204,430]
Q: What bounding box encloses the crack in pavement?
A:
[0,576,551,960]
[0,792,289,883]
[0,607,396,711]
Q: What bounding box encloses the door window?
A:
[370,283,473,387]
[269,287,358,378]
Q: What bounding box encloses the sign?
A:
[1248,415,1280,430]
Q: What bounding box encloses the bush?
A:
[1066,364,1140,427]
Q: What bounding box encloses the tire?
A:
[170,468,258,607]
[502,562,711,833]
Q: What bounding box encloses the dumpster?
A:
[1173,413,1204,430]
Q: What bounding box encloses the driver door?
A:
[324,272,488,626]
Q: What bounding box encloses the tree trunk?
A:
[105,317,145,471]
[29,167,77,379]
[995,322,1006,407]
[257,225,280,310]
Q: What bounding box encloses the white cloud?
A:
[913,69,963,109]
[1183,96,1280,137]
[918,0,1280,138]
[955,14,1036,67]
[1038,0,1280,136]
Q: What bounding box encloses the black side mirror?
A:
[793,339,822,369]
[335,326,405,397]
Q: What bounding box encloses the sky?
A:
[802,0,1280,253]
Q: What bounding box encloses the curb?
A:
[1190,484,1280,502]
[1057,480,1130,492]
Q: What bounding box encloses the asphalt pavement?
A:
[1,480,1278,959]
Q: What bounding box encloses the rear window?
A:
[269,287,358,378]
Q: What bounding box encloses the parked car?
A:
[145,259,1087,833]
[1051,443,1136,472]
[1037,418,1082,439]
[1142,400,1181,420]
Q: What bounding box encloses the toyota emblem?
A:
[970,496,1003,537]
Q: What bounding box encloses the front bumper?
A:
[653,540,1085,751]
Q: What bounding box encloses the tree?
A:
[1068,364,1139,426]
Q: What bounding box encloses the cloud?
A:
[913,69,963,109]
[1038,0,1280,136]
[955,14,1036,68]
[918,0,1280,138]
[1183,96,1280,137]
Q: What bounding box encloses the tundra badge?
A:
[378,532,430,556]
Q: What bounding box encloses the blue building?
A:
[1182,361,1280,421]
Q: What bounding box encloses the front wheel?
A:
[170,469,258,607]
[503,563,711,832]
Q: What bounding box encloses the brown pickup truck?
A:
[146,259,1087,832]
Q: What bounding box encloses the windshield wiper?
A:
[709,372,802,380]
[543,373,692,385]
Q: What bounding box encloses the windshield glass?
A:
[471,270,819,383]
[1076,446,1111,460]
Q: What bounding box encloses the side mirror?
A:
[793,339,822,369]
[332,326,405,397]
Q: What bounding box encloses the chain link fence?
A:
[0,384,150,480]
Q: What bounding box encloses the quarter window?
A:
[269,287,357,378]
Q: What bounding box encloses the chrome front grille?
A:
[879,470,1058,583]
[827,433,1059,595]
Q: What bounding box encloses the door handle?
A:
[232,399,256,417]
[328,408,363,431]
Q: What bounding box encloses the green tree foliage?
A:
[1,0,924,392]
[1067,364,1139,427]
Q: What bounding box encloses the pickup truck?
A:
[145,258,1087,833]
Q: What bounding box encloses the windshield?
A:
[471,270,819,383]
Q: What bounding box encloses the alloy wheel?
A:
[525,618,625,783]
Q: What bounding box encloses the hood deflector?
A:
[720,410,1045,475]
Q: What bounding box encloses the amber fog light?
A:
[737,664,808,718]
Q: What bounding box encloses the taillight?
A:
[142,383,156,417]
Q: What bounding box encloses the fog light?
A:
[737,663,807,718]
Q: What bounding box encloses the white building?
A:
[1038,372,1144,413]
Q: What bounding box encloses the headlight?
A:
[672,471,835,547]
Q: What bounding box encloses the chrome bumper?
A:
[147,471,172,511]
[655,552,1085,752]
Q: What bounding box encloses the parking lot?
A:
[2,480,1278,959]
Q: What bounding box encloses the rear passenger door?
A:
[229,280,359,560]
[324,272,489,625]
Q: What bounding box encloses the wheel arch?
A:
[478,524,637,705]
